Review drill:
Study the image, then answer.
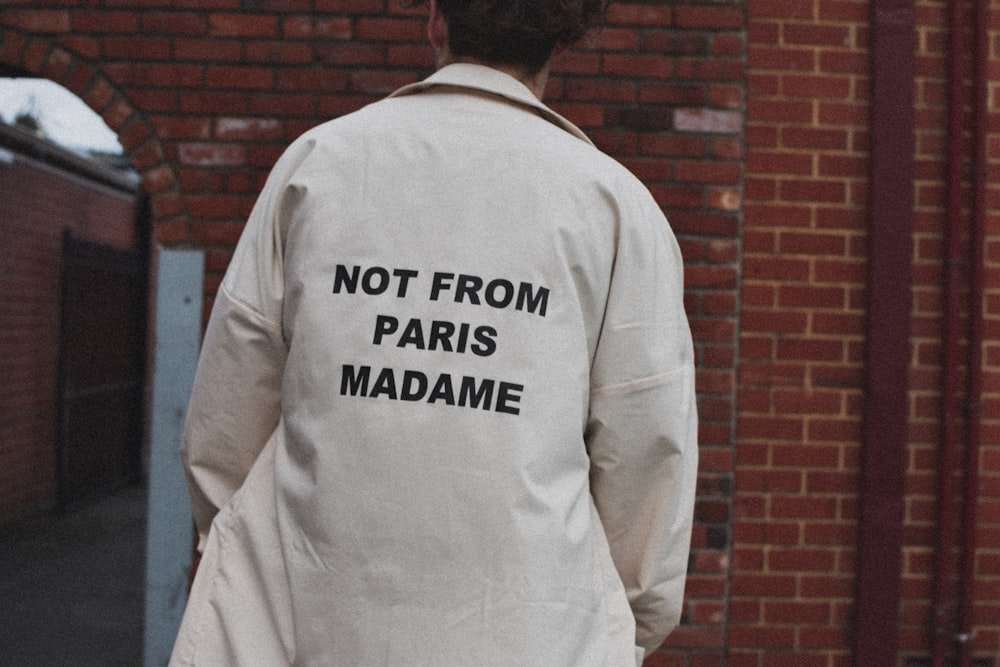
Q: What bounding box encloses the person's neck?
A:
[438,52,550,100]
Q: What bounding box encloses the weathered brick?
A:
[177,142,247,166]
[674,108,742,134]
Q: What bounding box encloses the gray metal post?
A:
[143,248,203,666]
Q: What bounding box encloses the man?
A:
[170,0,698,664]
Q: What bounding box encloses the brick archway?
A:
[0,27,187,245]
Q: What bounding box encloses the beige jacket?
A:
[170,64,698,667]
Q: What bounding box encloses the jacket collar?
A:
[388,63,594,146]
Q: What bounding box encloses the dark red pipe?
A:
[853,2,915,665]
[956,1,988,664]
[932,0,971,663]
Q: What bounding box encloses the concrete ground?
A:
[0,484,147,667]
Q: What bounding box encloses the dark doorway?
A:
[55,208,150,509]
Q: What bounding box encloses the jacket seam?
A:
[218,282,283,336]
[590,365,689,399]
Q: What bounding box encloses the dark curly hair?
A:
[407,0,610,74]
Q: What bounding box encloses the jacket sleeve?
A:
[585,190,698,655]
[180,140,312,552]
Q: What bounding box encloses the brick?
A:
[675,160,742,185]
[37,48,75,88]
[355,17,423,42]
[173,38,243,61]
[638,83,711,106]
[781,127,849,150]
[769,496,839,521]
[103,36,172,60]
[806,418,861,442]
[690,316,737,343]
[674,57,744,83]
[779,232,846,255]
[674,108,742,134]
[748,20,780,45]
[603,53,674,79]
[642,32,708,57]
[749,0,815,20]
[713,34,747,58]
[607,4,672,27]
[4,10,71,33]
[103,96,136,131]
[784,23,852,47]
[117,117,152,151]
[773,389,842,415]
[738,469,802,493]
[193,220,246,246]
[178,142,247,166]
[782,73,851,99]
[778,284,847,309]
[738,416,804,441]
[744,257,811,282]
[206,65,274,90]
[763,600,832,624]
[563,78,636,103]
[811,312,864,337]
[187,193,243,219]
[591,28,640,51]
[73,11,139,33]
[151,191,186,220]
[214,117,283,141]
[803,521,856,545]
[135,63,205,87]
[208,13,278,37]
[315,0,385,13]
[710,83,744,110]
[747,150,812,176]
[730,575,800,603]
[819,49,869,75]
[749,45,816,71]
[771,442,842,467]
[142,12,207,35]
[244,41,313,64]
[779,179,847,203]
[674,6,744,31]
[180,91,249,114]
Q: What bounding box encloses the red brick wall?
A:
[0,132,138,518]
[739,1,1000,665]
[738,1,870,661]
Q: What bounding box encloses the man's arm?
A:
[181,284,286,551]
[586,194,698,654]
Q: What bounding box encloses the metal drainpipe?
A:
[932,0,970,663]
[853,1,915,665]
[956,1,988,664]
